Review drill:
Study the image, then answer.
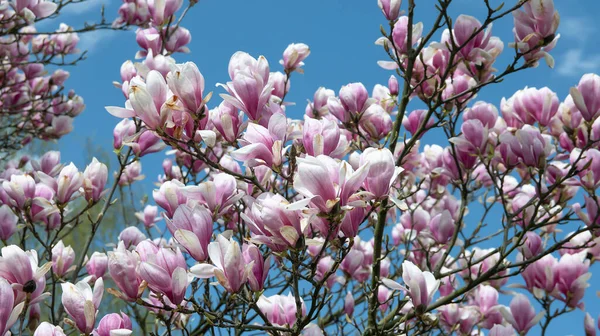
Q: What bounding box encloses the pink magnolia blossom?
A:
[190,232,252,293]
[242,243,271,292]
[305,87,335,118]
[61,278,104,334]
[345,291,355,317]
[33,322,66,336]
[94,312,132,336]
[31,151,62,177]
[118,226,146,248]
[180,173,242,216]
[135,205,161,228]
[500,294,543,334]
[512,0,560,67]
[359,104,393,140]
[0,277,25,336]
[378,0,402,21]
[219,52,272,123]
[281,43,310,72]
[148,0,182,25]
[391,16,422,55]
[553,252,591,308]
[302,116,348,158]
[138,246,188,305]
[359,148,402,198]
[210,102,246,143]
[293,155,370,213]
[85,252,108,282]
[585,313,597,336]
[243,192,307,251]
[570,74,600,122]
[0,205,17,241]
[2,174,36,208]
[166,62,206,115]
[0,245,51,305]
[167,204,213,261]
[83,158,108,202]
[108,242,142,301]
[256,292,306,327]
[231,113,287,168]
[51,240,75,277]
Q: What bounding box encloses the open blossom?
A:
[553,252,591,308]
[503,87,559,127]
[305,87,335,118]
[302,116,348,158]
[13,0,58,18]
[181,173,242,216]
[257,293,306,327]
[125,129,166,157]
[61,278,104,334]
[499,125,552,168]
[147,0,182,25]
[219,52,272,123]
[166,62,206,115]
[401,260,439,310]
[359,104,393,140]
[0,245,51,305]
[31,151,62,177]
[138,246,188,305]
[190,232,252,293]
[500,294,543,334]
[512,0,560,66]
[293,155,371,213]
[443,15,501,62]
[231,113,287,168]
[243,192,307,251]
[210,101,246,143]
[2,174,36,208]
[382,260,439,311]
[153,180,186,218]
[391,16,423,55]
[118,226,146,248]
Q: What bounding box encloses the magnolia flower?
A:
[0,278,25,336]
[190,232,252,293]
[61,278,104,334]
[382,260,439,312]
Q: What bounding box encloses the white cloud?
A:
[556,49,600,77]
[560,17,595,43]
[76,29,119,54]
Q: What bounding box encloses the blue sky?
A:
[45,0,600,334]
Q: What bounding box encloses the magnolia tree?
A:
[2,0,600,334]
